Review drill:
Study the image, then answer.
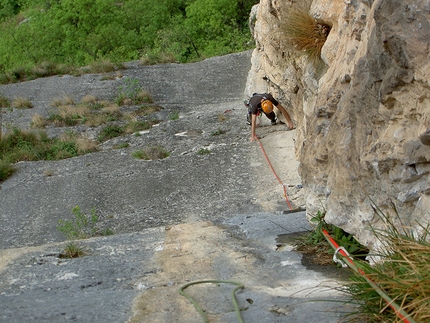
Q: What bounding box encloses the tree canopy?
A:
[0,0,257,73]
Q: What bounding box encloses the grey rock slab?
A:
[0,51,351,322]
[0,51,257,249]
[0,229,164,323]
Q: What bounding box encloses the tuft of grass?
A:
[123,120,160,134]
[87,60,123,74]
[0,159,15,182]
[217,114,227,122]
[75,137,99,154]
[32,61,62,78]
[80,95,97,105]
[132,146,170,160]
[0,128,98,182]
[97,125,125,142]
[115,77,153,106]
[211,128,227,136]
[169,110,179,120]
[197,148,211,155]
[123,121,151,134]
[0,62,77,85]
[60,241,87,258]
[113,142,129,149]
[50,95,75,107]
[0,95,10,108]
[57,206,114,258]
[282,4,331,63]
[140,52,177,65]
[132,105,163,117]
[31,113,47,128]
[45,98,121,128]
[12,97,33,109]
[341,204,430,323]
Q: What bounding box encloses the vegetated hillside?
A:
[0,0,257,75]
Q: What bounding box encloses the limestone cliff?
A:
[245,0,430,248]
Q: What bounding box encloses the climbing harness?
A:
[179,280,245,323]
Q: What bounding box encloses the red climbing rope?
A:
[255,137,293,210]
[322,229,416,323]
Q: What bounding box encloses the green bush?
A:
[57,206,98,240]
[97,125,124,142]
[0,0,257,79]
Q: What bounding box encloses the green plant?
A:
[57,206,98,240]
[115,77,153,106]
[87,60,123,74]
[295,210,368,265]
[0,95,10,108]
[282,4,331,63]
[113,142,129,149]
[0,159,15,182]
[197,148,211,155]
[211,129,227,136]
[60,241,87,258]
[169,110,179,120]
[97,125,124,142]
[132,150,146,159]
[132,146,170,160]
[132,104,163,117]
[100,228,115,236]
[123,121,152,134]
[0,0,254,79]
[341,204,430,323]
[0,128,98,182]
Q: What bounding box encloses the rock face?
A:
[245,0,430,248]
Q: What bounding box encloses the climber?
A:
[245,93,294,141]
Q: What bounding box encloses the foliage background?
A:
[0,0,257,73]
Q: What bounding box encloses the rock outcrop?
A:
[245,0,430,249]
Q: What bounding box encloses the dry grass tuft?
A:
[343,205,430,323]
[31,113,47,128]
[282,5,331,62]
[12,97,33,109]
[50,95,76,107]
[81,95,97,105]
[62,105,89,116]
[76,137,99,153]
[0,95,10,108]
[140,52,177,66]
[136,90,153,104]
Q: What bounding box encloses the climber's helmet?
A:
[261,99,273,114]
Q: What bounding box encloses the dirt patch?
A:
[127,221,259,323]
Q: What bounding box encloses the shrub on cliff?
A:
[282,3,331,63]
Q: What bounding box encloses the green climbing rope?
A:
[178,279,245,323]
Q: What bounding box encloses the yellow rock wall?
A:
[245,0,430,248]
